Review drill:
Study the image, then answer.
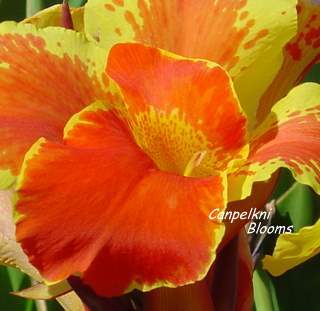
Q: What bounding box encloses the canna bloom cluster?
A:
[0,0,319,302]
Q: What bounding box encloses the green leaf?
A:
[7,266,26,292]
[253,265,280,311]
[277,183,317,231]
[270,169,318,232]
[24,299,36,311]
[0,266,36,311]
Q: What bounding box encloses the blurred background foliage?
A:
[0,1,87,21]
[0,1,319,310]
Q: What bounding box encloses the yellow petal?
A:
[263,218,320,276]
[228,82,320,202]
[22,4,84,32]
[84,0,297,127]
[257,0,320,123]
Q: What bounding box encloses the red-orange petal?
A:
[107,43,247,175]
[16,103,153,281]
[0,22,111,187]
[84,170,226,296]
[16,102,227,297]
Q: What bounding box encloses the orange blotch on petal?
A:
[240,11,249,20]
[112,0,124,6]
[258,2,320,122]
[286,42,303,61]
[104,4,116,11]
[112,0,264,72]
[0,32,109,175]
[114,27,122,36]
[243,29,269,50]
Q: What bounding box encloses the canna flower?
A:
[0,0,319,304]
[83,0,320,281]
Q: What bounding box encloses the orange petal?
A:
[107,43,247,176]
[0,22,111,187]
[16,102,227,297]
[84,170,226,296]
[257,0,320,123]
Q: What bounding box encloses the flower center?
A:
[128,107,230,177]
[183,151,208,177]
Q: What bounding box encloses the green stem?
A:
[253,267,279,311]
[276,182,299,206]
[34,300,47,311]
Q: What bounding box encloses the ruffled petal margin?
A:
[16,102,227,297]
[106,43,247,175]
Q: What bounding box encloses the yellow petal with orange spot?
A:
[228,82,320,202]
[0,21,113,188]
[263,218,320,276]
[258,0,320,124]
[84,0,297,127]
